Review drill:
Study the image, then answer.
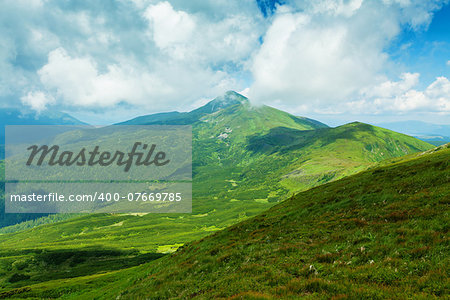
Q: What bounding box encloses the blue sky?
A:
[387,3,450,86]
[0,0,449,125]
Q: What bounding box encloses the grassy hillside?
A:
[116,144,447,299]
[1,144,447,299]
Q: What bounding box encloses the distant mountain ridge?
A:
[0,108,87,226]
[0,108,86,141]
[376,120,450,146]
[0,108,86,159]
[0,108,86,127]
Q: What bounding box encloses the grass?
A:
[123,144,450,298]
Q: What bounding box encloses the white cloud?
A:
[248,1,400,105]
[1,0,449,122]
[28,1,263,114]
[425,76,450,112]
[1,0,263,116]
[247,0,449,118]
[447,60,450,66]
[272,72,450,116]
[20,91,54,112]
[143,1,263,63]
[350,74,450,114]
[310,0,363,17]
[36,48,178,108]
[32,47,241,112]
[363,72,420,99]
[144,2,195,50]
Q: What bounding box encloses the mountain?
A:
[0,92,436,294]
[0,91,432,240]
[0,108,86,127]
[0,108,86,141]
[376,120,450,146]
[0,108,87,228]
[0,108,86,157]
[118,91,328,129]
[2,144,447,298]
[1,92,431,228]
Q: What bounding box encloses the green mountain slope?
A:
[119,144,449,299]
[116,144,450,299]
[2,144,448,299]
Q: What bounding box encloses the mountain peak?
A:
[191,91,248,115]
[209,90,249,107]
[223,90,248,101]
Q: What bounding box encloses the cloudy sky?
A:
[1,0,449,125]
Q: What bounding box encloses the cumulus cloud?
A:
[1,0,263,116]
[143,1,263,63]
[247,0,449,117]
[35,47,242,112]
[424,76,450,112]
[144,2,195,50]
[248,6,389,104]
[0,0,449,122]
[248,0,434,104]
[38,48,171,108]
[363,72,420,99]
[289,72,450,116]
[20,91,55,112]
[346,74,450,114]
